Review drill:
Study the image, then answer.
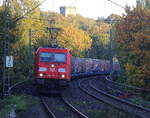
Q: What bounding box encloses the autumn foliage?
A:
[114,6,150,87]
[57,26,92,56]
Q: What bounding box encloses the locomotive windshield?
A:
[40,52,66,63]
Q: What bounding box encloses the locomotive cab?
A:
[34,47,71,88]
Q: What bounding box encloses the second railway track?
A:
[79,77,150,118]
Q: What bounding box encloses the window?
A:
[40,52,66,63]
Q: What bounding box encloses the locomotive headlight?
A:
[58,68,66,72]
[39,67,47,72]
[61,74,65,78]
[51,64,55,67]
[39,73,43,77]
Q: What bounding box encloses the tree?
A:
[67,14,96,34]
[105,14,122,24]
[137,0,150,9]
[0,0,47,84]
[42,11,111,58]
[57,26,92,57]
[11,0,47,82]
[114,6,150,87]
[0,5,19,91]
[87,21,110,59]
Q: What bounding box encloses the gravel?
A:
[12,76,136,118]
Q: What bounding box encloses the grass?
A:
[87,110,109,118]
[130,96,150,109]
[73,101,99,106]
[73,101,89,105]
[0,95,38,118]
[131,97,142,105]
[55,106,66,112]
[86,109,135,118]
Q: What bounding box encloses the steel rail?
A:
[78,78,126,110]
[97,79,130,97]
[90,79,150,118]
[39,93,88,118]
[9,79,30,93]
[105,76,147,91]
[61,94,88,118]
[40,97,57,118]
[8,79,57,118]
[104,78,150,108]
[78,78,150,118]
[78,78,134,117]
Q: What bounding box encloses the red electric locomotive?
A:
[34,47,71,89]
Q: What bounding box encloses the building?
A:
[60,6,76,17]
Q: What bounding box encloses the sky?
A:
[0,0,136,19]
[41,0,136,19]
[0,0,3,7]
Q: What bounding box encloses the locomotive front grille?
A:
[45,75,59,77]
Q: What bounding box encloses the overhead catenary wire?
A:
[108,0,125,9]
[23,14,150,25]
[69,0,78,7]
[13,0,47,23]
[13,0,150,23]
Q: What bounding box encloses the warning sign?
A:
[6,56,13,67]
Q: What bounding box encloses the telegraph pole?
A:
[2,0,11,96]
[109,28,113,80]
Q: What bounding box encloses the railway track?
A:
[79,77,150,118]
[9,79,30,94]
[97,79,130,99]
[105,76,149,96]
[8,79,88,118]
[104,77,150,108]
[40,96,57,118]
[40,93,88,118]
[61,93,88,118]
[7,75,150,118]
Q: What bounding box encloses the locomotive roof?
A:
[36,46,69,54]
[38,45,67,49]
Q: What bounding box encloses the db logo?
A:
[50,68,56,72]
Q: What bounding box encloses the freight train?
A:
[34,46,120,90]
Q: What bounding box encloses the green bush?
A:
[0,95,37,118]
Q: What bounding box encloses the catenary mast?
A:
[2,0,11,96]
